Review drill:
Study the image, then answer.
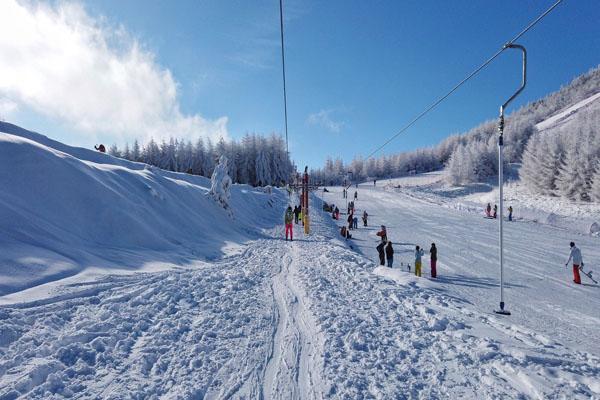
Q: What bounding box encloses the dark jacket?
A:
[385,243,394,259]
[430,245,437,261]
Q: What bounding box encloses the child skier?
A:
[565,241,583,284]
[429,243,437,278]
[340,226,352,240]
[385,241,394,268]
[284,206,294,241]
[415,245,424,277]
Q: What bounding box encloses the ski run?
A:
[1,126,600,399]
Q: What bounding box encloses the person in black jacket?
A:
[376,242,385,266]
[385,241,394,268]
[293,205,300,224]
[430,243,437,278]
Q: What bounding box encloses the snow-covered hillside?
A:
[0,122,284,297]
[1,124,599,398]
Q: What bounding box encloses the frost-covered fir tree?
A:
[591,163,600,202]
[208,155,233,213]
[556,141,587,200]
[255,146,271,186]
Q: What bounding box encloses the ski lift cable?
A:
[279,0,290,155]
[365,0,564,160]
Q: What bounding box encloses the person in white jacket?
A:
[565,242,583,284]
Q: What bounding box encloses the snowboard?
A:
[579,266,598,284]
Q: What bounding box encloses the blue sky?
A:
[0,0,598,168]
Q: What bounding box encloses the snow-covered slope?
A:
[0,122,285,296]
[535,91,600,132]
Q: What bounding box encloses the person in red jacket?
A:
[376,225,387,243]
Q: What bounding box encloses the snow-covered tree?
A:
[208,155,233,213]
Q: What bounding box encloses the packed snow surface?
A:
[1,123,600,398]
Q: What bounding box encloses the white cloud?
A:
[0,97,18,120]
[0,0,228,143]
[307,109,345,133]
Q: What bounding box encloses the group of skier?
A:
[485,203,514,221]
[285,188,593,286]
[373,226,438,278]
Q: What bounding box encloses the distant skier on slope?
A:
[493,204,498,219]
[386,241,394,268]
[429,243,437,278]
[335,206,340,220]
[347,212,354,230]
[293,205,300,224]
[565,242,583,284]
[353,216,358,229]
[284,206,294,241]
[415,245,424,277]
[340,226,352,240]
[94,144,106,153]
[508,206,513,222]
[362,210,368,227]
[486,203,492,217]
[354,191,358,201]
[376,241,385,266]
[376,225,387,243]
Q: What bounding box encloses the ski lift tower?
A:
[495,43,526,316]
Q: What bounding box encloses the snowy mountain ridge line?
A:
[0,125,286,297]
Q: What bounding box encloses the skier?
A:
[429,243,437,278]
[486,203,492,217]
[376,241,385,266]
[340,226,352,240]
[353,216,358,230]
[415,245,424,277]
[293,205,300,224]
[94,144,106,153]
[508,206,513,222]
[354,191,358,201]
[376,225,387,243]
[374,179,377,187]
[284,206,294,241]
[565,242,583,284]
[493,204,498,219]
[347,213,354,230]
[362,210,368,227]
[335,206,340,220]
[385,241,394,268]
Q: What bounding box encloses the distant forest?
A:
[311,65,600,201]
[108,133,294,187]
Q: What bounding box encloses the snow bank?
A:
[0,123,286,296]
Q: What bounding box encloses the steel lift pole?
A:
[496,43,526,316]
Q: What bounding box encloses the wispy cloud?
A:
[307,109,345,133]
[0,97,18,120]
[0,0,228,143]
